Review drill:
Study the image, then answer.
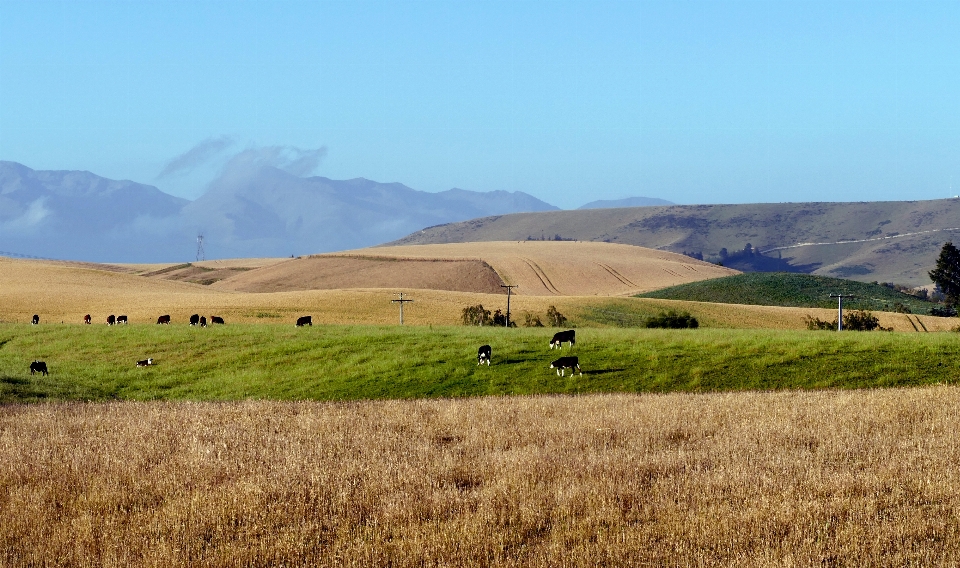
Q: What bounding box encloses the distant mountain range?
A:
[387,200,960,286]
[0,161,561,262]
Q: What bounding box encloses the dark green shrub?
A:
[804,315,836,330]
[461,305,492,326]
[645,310,699,329]
[546,306,567,327]
[523,312,545,327]
[930,306,957,317]
[842,310,890,331]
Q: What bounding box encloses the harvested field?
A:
[120,258,289,274]
[1,255,955,331]
[3,388,959,566]
[211,256,506,294]
[338,241,739,296]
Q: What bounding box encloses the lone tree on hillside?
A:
[929,242,960,307]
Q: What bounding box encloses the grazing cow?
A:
[210,316,225,325]
[550,356,581,377]
[199,316,207,327]
[189,314,200,326]
[117,315,128,324]
[156,315,171,325]
[31,315,39,325]
[30,360,48,376]
[296,315,313,327]
[549,330,576,350]
[107,315,116,325]
[83,314,92,325]
[136,358,153,367]
[477,345,492,366]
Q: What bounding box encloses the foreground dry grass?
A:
[3,388,959,566]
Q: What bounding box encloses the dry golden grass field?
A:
[210,256,507,294]
[342,241,740,296]
[1,255,953,331]
[3,387,959,566]
[121,241,737,296]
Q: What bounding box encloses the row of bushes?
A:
[461,305,568,327]
[461,305,699,329]
[804,310,892,331]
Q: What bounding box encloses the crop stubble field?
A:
[3,388,959,566]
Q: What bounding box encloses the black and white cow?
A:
[550,356,581,376]
[199,316,207,327]
[210,316,225,325]
[549,330,575,350]
[31,314,39,325]
[477,344,492,366]
[136,358,153,367]
[83,314,92,324]
[117,315,128,324]
[189,314,200,326]
[156,315,171,325]
[30,360,48,376]
[296,315,313,327]
[107,315,116,325]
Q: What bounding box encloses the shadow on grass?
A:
[581,369,626,376]
[0,375,49,403]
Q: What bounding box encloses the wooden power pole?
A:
[500,284,517,327]
[392,292,413,325]
[830,293,856,331]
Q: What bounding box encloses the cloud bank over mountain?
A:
[0,160,559,262]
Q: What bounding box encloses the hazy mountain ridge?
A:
[386,200,960,286]
[0,161,559,262]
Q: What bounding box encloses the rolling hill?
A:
[211,241,740,296]
[2,253,952,332]
[386,200,960,286]
[638,272,935,314]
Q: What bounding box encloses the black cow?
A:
[189,314,200,326]
[156,315,171,325]
[30,360,48,376]
[296,315,313,327]
[550,356,581,377]
[117,315,128,324]
[477,345,492,366]
[136,358,153,367]
[107,315,116,325]
[83,314,91,324]
[549,330,575,350]
[31,315,39,325]
[199,316,207,327]
[210,316,225,325]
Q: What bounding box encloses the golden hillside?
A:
[2,253,949,332]
[214,241,740,296]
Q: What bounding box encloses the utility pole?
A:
[830,294,856,331]
[500,284,518,327]
[392,292,413,325]
[196,234,205,262]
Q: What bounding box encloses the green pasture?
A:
[1,323,959,403]
[638,272,934,314]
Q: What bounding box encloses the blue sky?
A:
[1,0,958,209]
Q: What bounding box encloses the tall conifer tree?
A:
[929,241,960,306]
